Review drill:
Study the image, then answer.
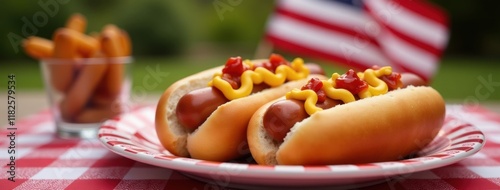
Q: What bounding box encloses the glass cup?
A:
[40,57,132,138]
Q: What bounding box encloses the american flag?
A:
[265,0,449,82]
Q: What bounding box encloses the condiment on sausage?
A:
[175,54,325,132]
[263,67,427,143]
[335,69,368,94]
[263,78,340,142]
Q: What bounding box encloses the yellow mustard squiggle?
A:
[286,66,394,116]
[243,59,254,68]
[208,58,310,100]
[285,89,322,116]
[209,71,263,100]
[323,73,356,104]
[358,67,391,98]
[254,60,310,87]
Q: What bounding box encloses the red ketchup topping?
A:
[370,65,403,90]
[253,53,289,72]
[221,56,250,89]
[380,72,402,90]
[220,54,292,89]
[301,78,326,103]
[335,69,368,95]
[267,53,289,71]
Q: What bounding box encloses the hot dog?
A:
[155,54,327,161]
[247,66,446,165]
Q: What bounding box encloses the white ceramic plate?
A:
[98,105,485,189]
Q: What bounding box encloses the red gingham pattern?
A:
[1,104,499,189]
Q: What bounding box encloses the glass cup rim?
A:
[40,56,133,65]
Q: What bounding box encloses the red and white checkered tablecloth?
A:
[1,105,500,190]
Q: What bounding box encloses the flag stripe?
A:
[277,0,369,31]
[364,0,448,50]
[266,34,368,71]
[377,31,437,81]
[394,0,449,25]
[275,8,379,46]
[266,14,390,69]
[383,25,442,57]
[265,0,449,81]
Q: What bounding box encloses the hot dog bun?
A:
[155,61,326,161]
[248,86,445,165]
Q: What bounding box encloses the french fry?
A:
[59,52,109,122]
[102,24,131,55]
[50,30,77,93]
[22,36,54,59]
[104,30,128,97]
[50,28,99,93]
[52,29,100,61]
[120,30,132,56]
[65,13,87,33]
[56,28,99,58]
[89,25,127,107]
[23,13,133,123]
[99,25,125,57]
